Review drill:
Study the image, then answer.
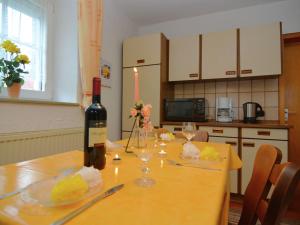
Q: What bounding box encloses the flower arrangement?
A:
[130,101,153,132]
[0,40,30,91]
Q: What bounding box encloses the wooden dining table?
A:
[0,140,242,225]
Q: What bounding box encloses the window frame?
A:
[0,0,53,100]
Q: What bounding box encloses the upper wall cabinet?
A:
[123,33,162,67]
[202,29,238,79]
[169,36,200,81]
[240,22,282,77]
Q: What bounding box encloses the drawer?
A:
[242,128,288,140]
[162,125,183,134]
[199,126,238,138]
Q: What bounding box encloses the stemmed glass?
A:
[182,122,196,142]
[135,146,155,187]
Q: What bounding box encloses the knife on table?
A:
[51,184,125,225]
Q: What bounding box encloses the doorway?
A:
[282,33,300,165]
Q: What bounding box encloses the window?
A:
[0,0,46,92]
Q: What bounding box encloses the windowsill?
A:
[0,98,80,107]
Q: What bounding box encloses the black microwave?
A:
[164,98,208,122]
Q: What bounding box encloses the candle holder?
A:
[113,153,122,164]
[125,117,137,153]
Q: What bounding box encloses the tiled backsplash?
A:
[174,78,279,120]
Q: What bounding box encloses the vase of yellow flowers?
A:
[0,40,30,98]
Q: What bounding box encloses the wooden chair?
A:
[153,128,171,137]
[192,130,209,142]
[175,130,209,142]
[235,145,300,225]
[257,163,300,225]
[237,144,282,225]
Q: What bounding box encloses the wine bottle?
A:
[84,77,107,167]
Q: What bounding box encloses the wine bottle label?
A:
[88,120,107,147]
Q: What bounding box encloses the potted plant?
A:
[0,40,30,98]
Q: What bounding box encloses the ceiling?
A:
[112,0,286,26]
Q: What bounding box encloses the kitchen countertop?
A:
[161,120,292,129]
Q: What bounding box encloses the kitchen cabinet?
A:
[209,136,239,193]
[240,22,282,77]
[200,126,239,194]
[241,128,288,194]
[169,36,200,81]
[123,33,162,67]
[202,29,238,79]
[122,33,168,137]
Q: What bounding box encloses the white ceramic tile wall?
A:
[174,77,279,120]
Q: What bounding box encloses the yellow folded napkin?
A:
[200,146,220,161]
[51,174,88,203]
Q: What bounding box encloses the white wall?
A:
[52,0,78,103]
[101,0,138,140]
[0,0,137,141]
[138,0,300,37]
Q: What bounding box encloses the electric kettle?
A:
[243,102,265,123]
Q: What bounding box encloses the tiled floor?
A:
[230,196,300,225]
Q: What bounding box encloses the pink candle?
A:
[133,67,140,102]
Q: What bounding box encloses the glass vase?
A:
[133,124,147,149]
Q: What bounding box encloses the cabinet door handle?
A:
[225,70,236,75]
[212,129,223,134]
[257,131,271,136]
[225,141,237,146]
[137,59,145,64]
[243,142,255,147]
[241,69,253,74]
[174,127,182,132]
[189,73,198,78]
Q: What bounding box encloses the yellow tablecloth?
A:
[0,141,242,225]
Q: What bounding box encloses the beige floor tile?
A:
[183,93,194,98]
[239,107,244,120]
[251,92,265,107]
[227,93,239,108]
[205,93,216,108]
[174,84,184,95]
[264,107,279,120]
[204,81,216,94]
[252,79,265,92]
[227,80,239,93]
[208,107,216,120]
[239,80,251,92]
[194,82,205,93]
[265,78,279,92]
[239,92,251,107]
[175,94,184,98]
[265,92,278,107]
[194,93,205,98]
[232,108,239,120]
[216,81,227,93]
[184,83,194,95]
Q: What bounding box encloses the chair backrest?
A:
[153,128,170,137]
[192,130,209,142]
[238,144,282,225]
[257,163,300,225]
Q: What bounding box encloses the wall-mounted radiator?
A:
[0,128,84,165]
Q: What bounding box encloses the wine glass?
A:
[182,122,196,142]
[135,147,155,187]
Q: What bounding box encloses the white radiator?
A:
[0,128,84,165]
